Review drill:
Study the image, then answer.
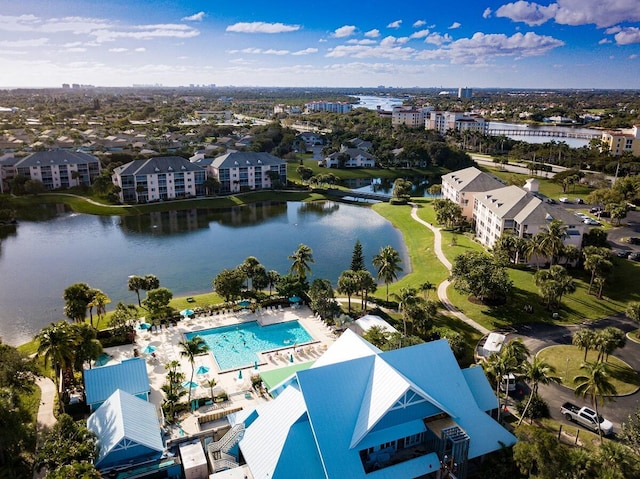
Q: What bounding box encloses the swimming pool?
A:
[184,320,313,371]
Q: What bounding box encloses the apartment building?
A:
[601,126,640,157]
[426,111,488,136]
[391,106,433,128]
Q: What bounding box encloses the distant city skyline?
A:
[1,0,639,89]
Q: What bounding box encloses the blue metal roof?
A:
[462,365,499,413]
[87,389,164,469]
[84,358,150,407]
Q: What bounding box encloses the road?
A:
[509,315,640,433]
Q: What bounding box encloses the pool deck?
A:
[98,304,337,439]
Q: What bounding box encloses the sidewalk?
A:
[409,203,490,335]
[34,376,57,479]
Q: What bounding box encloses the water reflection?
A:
[346,176,437,197]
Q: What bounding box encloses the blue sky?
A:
[1,0,639,89]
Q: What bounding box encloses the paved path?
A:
[34,376,57,479]
[409,203,490,335]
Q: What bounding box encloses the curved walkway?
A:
[409,203,490,335]
[34,376,57,479]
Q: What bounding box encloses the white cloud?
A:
[413,20,426,28]
[605,26,622,34]
[615,27,640,45]
[424,32,453,45]
[483,8,492,19]
[347,38,378,45]
[91,24,199,42]
[326,38,416,60]
[497,0,640,28]
[181,12,205,22]
[449,22,461,29]
[134,47,146,52]
[63,41,83,47]
[598,38,612,44]
[387,20,402,29]
[630,54,638,59]
[410,29,430,39]
[108,47,128,52]
[416,31,564,64]
[0,38,48,47]
[333,25,357,38]
[263,49,290,55]
[365,29,380,38]
[65,47,86,52]
[292,48,318,55]
[496,1,559,26]
[0,49,27,55]
[226,22,300,34]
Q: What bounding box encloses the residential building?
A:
[210,151,287,194]
[13,150,101,190]
[458,88,473,99]
[227,330,515,479]
[391,106,433,128]
[348,137,373,151]
[325,146,376,168]
[601,126,640,157]
[87,389,165,470]
[112,156,206,203]
[441,167,504,220]
[194,110,233,122]
[0,153,18,193]
[294,132,325,152]
[305,101,352,114]
[426,111,488,135]
[83,358,151,411]
[473,184,587,249]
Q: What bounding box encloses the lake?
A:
[0,201,407,346]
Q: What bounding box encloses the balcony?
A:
[360,439,439,474]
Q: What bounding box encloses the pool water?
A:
[185,320,313,371]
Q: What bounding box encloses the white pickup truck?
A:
[560,402,614,436]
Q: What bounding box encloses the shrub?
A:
[516,393,550,420]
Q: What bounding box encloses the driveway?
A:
[509,314,640,432]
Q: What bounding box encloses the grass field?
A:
[538,345,640,395]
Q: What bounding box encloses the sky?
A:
[0,0,639,89]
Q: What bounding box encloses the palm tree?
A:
[391,287,419,336]
[372,245,403,301]
[288,244,314,281]
[535,219,568,265]
[572,328,596,361]
[574,361,618,442]
[36,321,78,410]
[128,275,145,306]
[337,270,359,313]
[91,291,111,327]
[266,270,280,297]
[419,281,435,301]
[518,356,561,425]
[625,301,640,331]
[179,336,209,404]
[357,270,377,310]
[204,377,218,401]
[524,234,546,268]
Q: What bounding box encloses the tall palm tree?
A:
[518,356,561,425]
[391,287,419,336]
[372,245,403,301]
[179,336,209,404]
[87,289,110,329]
[419,281,435,301]
[572,328,596,361]
[36,321,78,410]
[337,270,359,313]
[127,275,145,306]
[574,361,618,442]
[288,244,314,281]
[266,270,280,297]
[535,219,568,265]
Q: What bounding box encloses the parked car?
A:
[616,250,632,258]
[575,198,584,204]
[560,402,614,436]
[559,197,571,203]
[589,207,601,213]
[629,252,640,262]
[545,198,557,204]
[583,219,601,226]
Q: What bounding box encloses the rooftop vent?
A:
[181,165,186,170]
[168,166,173,171]
[154,167,160,172]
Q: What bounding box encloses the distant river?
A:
[0,201,407,346]
[353,95,405,111]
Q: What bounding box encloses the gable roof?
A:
[211,151,285,169]
[84,358,150,407]
[114,156,203,176]
[476,185,532,219]
[442,166,504,193]
[15,150,99,167]
[87,389,163,469]
[238,331,515,479]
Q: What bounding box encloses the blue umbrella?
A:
[238,369,243,379]
[196,365,210,375]
[138,322,151,330]
[289,296,301,303]
[182,380,198,389]
[238,300,251,308]
[180,309,194,317]
[142,344,156,354]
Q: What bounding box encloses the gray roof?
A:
[15,150,99,167]
[211,151,285,169]
[476,185,532,219]
[442,166,504,193]
[513,199,583,228]
[327,148,374,160]
[114,156,204,176]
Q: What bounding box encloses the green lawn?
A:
[538,345,640,395]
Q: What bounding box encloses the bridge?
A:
[488,128,601,140]
[325,188,391,202]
